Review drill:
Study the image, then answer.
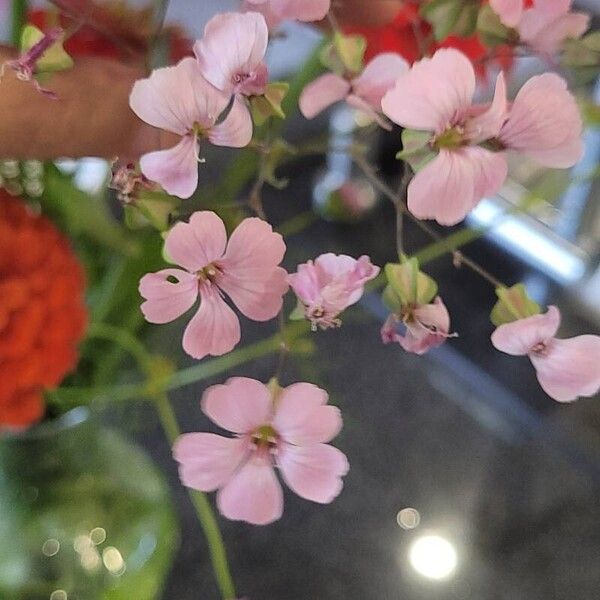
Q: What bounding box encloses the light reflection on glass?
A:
[396,508,420,530]
[42,539,60,557]
[90,527,106,545]
[49,590,67,600]
[103,546,126,576]
[408,534,458,580]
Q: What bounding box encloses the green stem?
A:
[11,0,27,47]
[154,393,237,600]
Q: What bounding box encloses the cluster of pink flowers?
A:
[130,4,600,530]
[490,0,589,55]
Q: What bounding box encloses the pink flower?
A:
[2,27,63,98]
[382,48,509,225]
[173,377,349,525]
[194,12,269,97]
[490,0,524,28]
[288,254,380,330]
[381,296,452,355]
[299,53,409,128]
[491,0,589,55]
[519,0,589,55]
[491,305,600,402]
[498,73,583,168]
[139,211,288,360]
[129,58,252,198]
[242,0,331,28]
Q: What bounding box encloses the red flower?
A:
[0,194,87,428]
[343,1,519,76]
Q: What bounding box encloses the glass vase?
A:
[0,408,178,600]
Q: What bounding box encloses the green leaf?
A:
[20,24,74,73]
[421,0,478,41]
[41,163,137,256]
[490,283,541,326]
[397,129,437,173]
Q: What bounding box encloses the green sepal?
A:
[124,191,180,232]
[320,32,366,75]
[289,301,307,321]
[382,284,403,313]
[476,5,516,48]
[385,258,438,307]
[20,25,74,73]
[490,283,541,327]
[396,129,437,173]
[562,33,600,84]
[421,0,478,42]
[334,32,366,74]
[250,82,290,126]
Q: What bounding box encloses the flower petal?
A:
[165,211,227,272]
[194,12,268,94]
[499,73,583,168]
[532,335,600,402]
[201,377,273,433]
[130,57,229,136]
[274,0,331,22]
[407,147,506,226]
[352,53,409,111]
[209,96,253,148]
[381,48,476,133]
[278,443,349,504]
[465,72,508,143]
[491,305,561,356]
[173,433,249,491]
[219,218,288,321]
[182,287,241,359]
[217,456,283,525]
[139,268,198,324]
[139,135,199,199]
[272,382,342,444]
[299,74,351,119]
[490,0,524,27]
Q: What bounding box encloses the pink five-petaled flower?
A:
[382,48,509,225]
[129,58,252,198]
[299,53,409,129]
[497,73,583,168]
[174,377,349,525]
[139,211,288,360]
[194,12,269,97]
[288,253,380,330]
[491,0,589,55]
[241,0,331,29]
[381,296,452,355]
[491,305,600,402]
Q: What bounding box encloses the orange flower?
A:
[0,193,87,428]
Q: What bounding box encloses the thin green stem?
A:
[11,0,27,47]
[86,322,151,371]
[154,393,237,600]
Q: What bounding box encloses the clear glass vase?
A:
[0,408,178,600]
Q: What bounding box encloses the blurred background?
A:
[2,1,600,599]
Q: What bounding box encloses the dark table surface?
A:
[120,149,600,600]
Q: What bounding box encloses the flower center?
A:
[433,126,465,150]
[196,262,222,283]
[232,72,251,85]
[251,424,279,451]
[531,341,548,355]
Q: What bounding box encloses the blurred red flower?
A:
[0,194,87,428]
